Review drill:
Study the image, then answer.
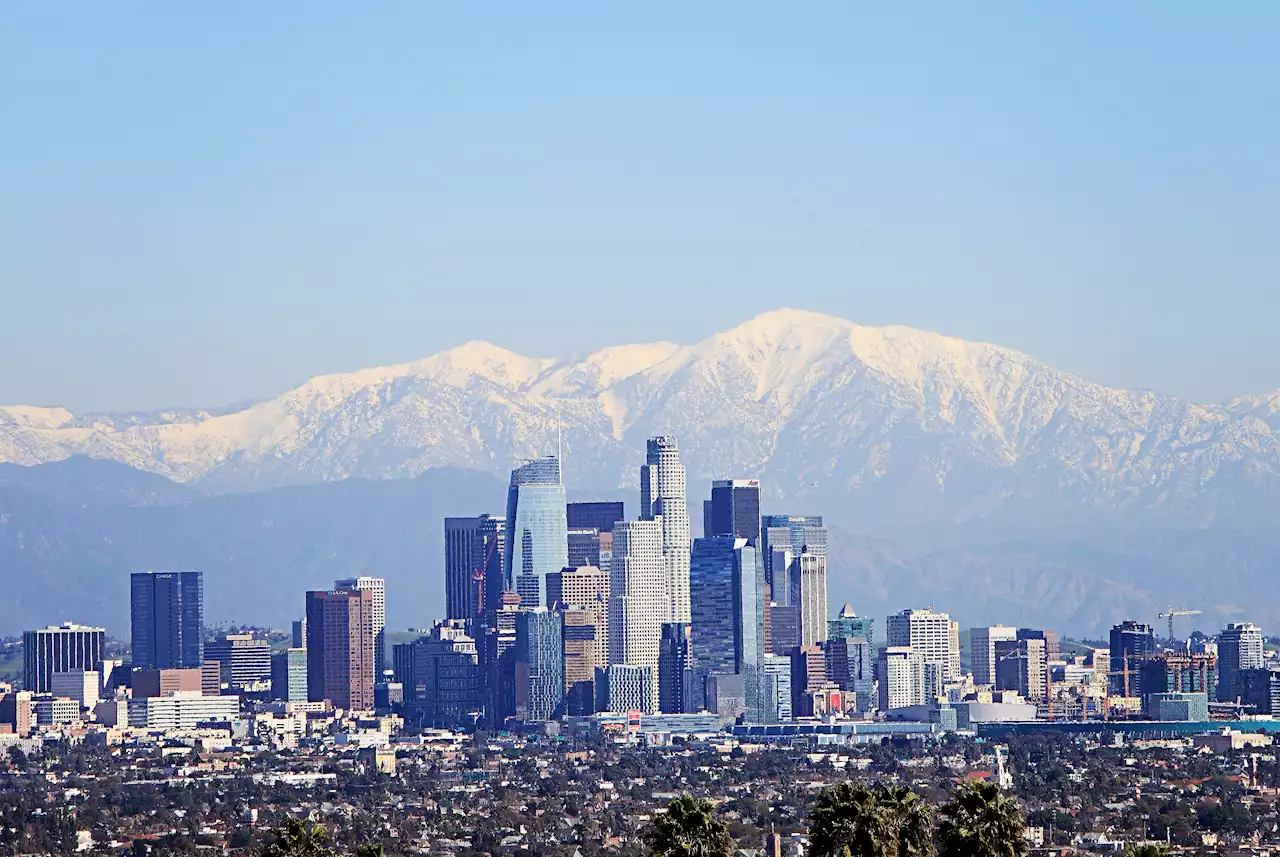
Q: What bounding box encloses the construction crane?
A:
[1157,607,1202,644]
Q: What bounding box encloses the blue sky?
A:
[2,4,1276,411]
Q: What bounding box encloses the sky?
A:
[2,4,1277,412]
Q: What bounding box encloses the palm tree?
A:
[259,818,334,857]
[880,786,934,857]
[1121,846,1167,857]
[936,782,1027,857]
[645,795,734,857]
[808,783,898,857]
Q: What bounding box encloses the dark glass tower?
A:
[707,480,761,546]
[130,571,204,669]
[1108,620,1156,696]
[689,537,765,721]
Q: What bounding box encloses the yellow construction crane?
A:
[1157,607,1202,643]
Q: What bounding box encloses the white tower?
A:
[640,436,691,623]
[608,519,665,713]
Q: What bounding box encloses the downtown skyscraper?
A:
[690,537,766,722]
[444,515,505,621]
[640,436,691,623]
[335,576,386,673]
[305,587,376,711]
[503,456,568,608]
[608,519,665,713]
[705,479,761,545]
[130,571,204,670]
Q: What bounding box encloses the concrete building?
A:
[561,607,603,714]
[1148,692,1209,721]
[608,519,665,713]
[34,697,81,726]
[878,646,926,711]
[305,588,376,711]
[0,692,34,736]
[546,565,609,670]
[762,653,793,722]
[396,620,481,726]
[270,649,308,702]
[790,645,827,718]
[335,576,386,673]
[690,537,765,722]
[603,663,651,714]
[994,637,1046,701]
[970,626,1018,686]
[204,634,271,690]
[640,436,692,623]
[886,609,959,683]
[825,635,874,712]
[50,671,99,710]
[133,668,203,698]
[504,456,568,608]
[1109,621,1157,696]
[127,691,240,730]
[1219,622,1265,703]
[130,571,204,670]
[793,552,828,648]
[22,623,104,694]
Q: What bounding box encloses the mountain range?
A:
[2,308,1278,637]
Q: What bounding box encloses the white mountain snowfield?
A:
[3,308,1279,519]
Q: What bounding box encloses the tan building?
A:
[547,565,609,669]
[133,668,203,698]
[305,588,376,711]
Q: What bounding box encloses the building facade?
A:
[970,626,1018,686]
[130,571,204,670]
[204,634,271,690]
[690,537,765,722]
[334,576,386,674]
[1218,622,1265,703]
[566,501,625,533]
[270,649,308,702]
[640,436,692,623]
[878,646,925,711]
[305,588,376,711]
[22,623,104,694]
[793,553,828,648]
[444,515,505,623]
[886,608,959,683]
[504,457,569,608]
[1109,621,1157,696]
[706,479,761,545]
[658,622,694,714]
[608,519,665,713]
[515,609,564,722]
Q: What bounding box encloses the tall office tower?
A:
[1018,628,1060,662]
[445,515,505,622]
[202,660,222,696]
[825,635,875,712]
[204,634,271,690]
[1218,622,1265,703]
[132,668,203,698]
[690,537,766,722]
[1133,651,1217,709]
[760,515,827,596]
[761,653,793,722]
[608,519,665,713]
[561,607,603,715]
[566,501,625,533]
[949,621,962,677]
[702,500,714,539]
[828,605,874,647]
[130,571,204,670]
[480,591,521,724]
[770,605,800,655]
[994,637,1047,701]
[305,588,376,711]
[1109,621,1157,696]
[270,649,308,702]
[603,664,651,714]
[335,577,386,674]
[658,622,694,714]
[707,479,762,545]
[878,646,926,711]
[396,620,481,726]
[515,609,563,722]
[789,645,827,718]
[970,626,1018,686]
[886,608,958,683]
[1239,668,1280,716]
[472,516,506,618]
[793,553,828,648]
[567,529,603,568]
[547,566,610,671]
[640,436,693,623]
[22,623,105,694]
[504,457,569,608]
[291,618,306,650]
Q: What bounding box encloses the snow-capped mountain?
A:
[3,308,1279,526]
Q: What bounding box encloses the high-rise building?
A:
[604,663,651,714]
[640,436,692,623]
[886,608,959,683]
[445,515,505,623]
[878,646,925,711]
[760,515,826,598]
[769,605,800,655]
[970,626,1018,686]
[790,645,827,718]
[547,565,610,672]
[1018,628,1060,663]
[707,480,761,545]
[270,649,308,702]
[132,668,204,698]
[690,537,766,722]
[1109,621,1157,697]
[608,519,665,713]
[1218,622,1265,703]
[515,609,563,722]
[566,501,625,533]
[825,635,874,712]
[291,618,306,650]
[305,588,376,711]
[130,571,204,670]
[1239,668,1280,716]
[793,553,828,648]
[567,529,603,568]
[335,577,386,673]
[504,457,569,608]
[560,606,604,714]
[395,620,481,726]
[22,623,104,694]
[1133,652,1217,709]
[994,637,1047,701]
[479,591,521,725]
[51,671,100,710]
[828,605,874,647]
[762,653,793,722]
[204,634,271,690]
[658,622,694,714]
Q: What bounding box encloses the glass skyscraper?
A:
[689,537,765,722]
[760,514,827,601]
[503,457,568,609]
[707,480,761,546]
[515,609,564,722]
[130,571,204,670]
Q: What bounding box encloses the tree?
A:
[936,782,1027,857]
[1121,846,1167,857]
[808,783,897,857]
[880,786,934,857]
[644,795,734,857]
[259,818,333,857]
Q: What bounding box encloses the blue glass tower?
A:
[515,609,564,722]
[690,537,765,722]
[504,457,568,608]
[130,571,204,669]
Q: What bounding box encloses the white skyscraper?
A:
[878,646,925,710]
[793,552,828,648]
[640,436,691,623]
[970,626,1018,686]
[886,608,959,683]
[335,576,386,672]
[608,519,665,713]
